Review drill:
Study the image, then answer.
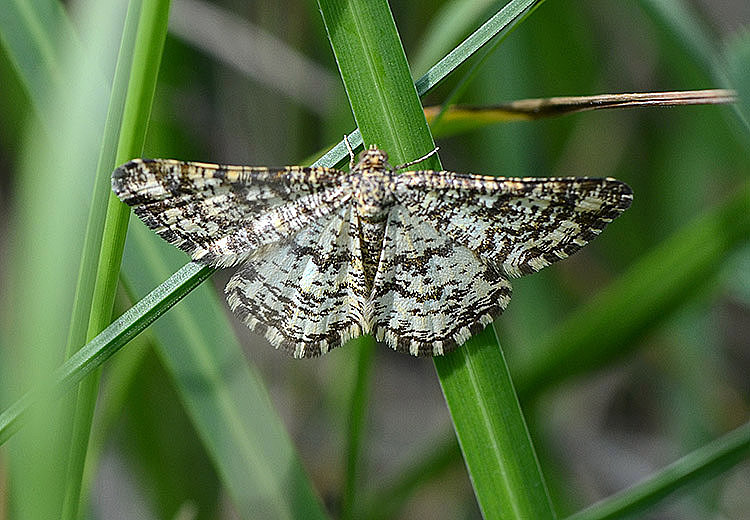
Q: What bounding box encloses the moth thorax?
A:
[355,171,395,218]
[357,146,390,171]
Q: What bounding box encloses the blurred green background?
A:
[0,0,748,519]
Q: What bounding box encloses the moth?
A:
[112,143,632,358]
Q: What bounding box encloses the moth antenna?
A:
[395,146,440,171]
[343,135,356,170]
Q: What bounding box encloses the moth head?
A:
[357,145,392,172]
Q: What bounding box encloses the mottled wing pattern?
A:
[225,204,370,358]
[371,204,512,356]
[114,149,633,359]
[394,171,633,277]
[112,159,349,267]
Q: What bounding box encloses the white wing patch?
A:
[224,205,369,358]
[371,205,512,356]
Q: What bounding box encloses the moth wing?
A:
[371,204,512,356]
[225,204,369,358]
[394,171,632,277]
[112,159,350,267]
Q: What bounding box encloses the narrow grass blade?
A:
[436,328,556,518]
[61,2,172,518]
[316,0,545,169]
[317,0,555,518]
[1,0,128,516]
[566,421,750,520]
[414,0,544,96]
[411,0,499,75]
[426,89,738,137]
[64,0,143,381]
[0,262,213,446]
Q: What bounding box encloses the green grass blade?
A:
[61,1,172,518]
[0,262,213,446]
[1,0,125,515]
[317,1,555,518]
[411,0,498,75]
[120,219,328,519]
[318,0,437,163]
[566,421,750,520]
[317,1,440,516]
[341,341,376,519]
[414,0,544,96]
[436,329,556,518]
[314,0,544,169]
[63,0,142,385]
[514,184,750,400]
